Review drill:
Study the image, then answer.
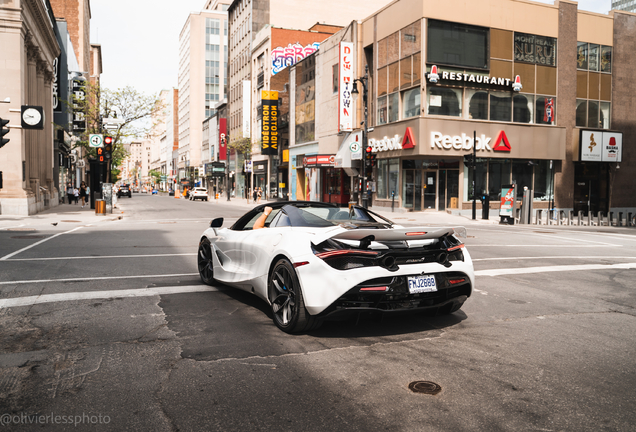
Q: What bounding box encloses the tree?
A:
[148,169,161,186]
[67,83,165,180]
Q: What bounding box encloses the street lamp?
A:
[351,65,369,209]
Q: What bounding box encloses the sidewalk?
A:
[0,200,122,230]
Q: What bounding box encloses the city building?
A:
[177,0,230,194]
[612,0,636,13]
[0,0,61,215]
[355,0,636,216]
[227,0,394,199]
[147,88,179,191]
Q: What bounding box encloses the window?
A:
[576,99,587,127]
[465,159,487,201]
[578,43,612,73]
[388,93,399,123]
[487,159,511,201]
[377,96,387,125]
[489,91,512,122]
[466,89,488,120]
[428,20,489,69]
[588,44,600,71]
[377,159,400,199]
[512,160,533,199]
[426,87,461,117]
[588,100,599,128]
[535,96,556,125]
[533,160,553,202]
[332,63,338,94]
[513,94,533,123]
[600,102,611,129]
[402,88,420,119]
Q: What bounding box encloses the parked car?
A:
[197,202,474,333]
[189,187,209,201]
[117,184,132,198]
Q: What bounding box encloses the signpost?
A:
[89,134,103,148]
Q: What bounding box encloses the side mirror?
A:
[210,217,223,228]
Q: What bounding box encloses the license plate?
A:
[407,275,437,293]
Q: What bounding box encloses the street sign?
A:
[104,124,119,130]
[89,134,103,148]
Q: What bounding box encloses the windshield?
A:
[277,205,394,228]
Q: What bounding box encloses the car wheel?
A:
[197,237,215,285]
[269,259,321,333]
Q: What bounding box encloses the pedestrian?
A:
[66,183,73,204]
[257,187,262,204]
[73,187,79,204]
[85,184,90,204]
[252,188,258,204]
[79,182,88,207]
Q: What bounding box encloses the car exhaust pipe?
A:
[437,252,452,268]
[381,255,398,271]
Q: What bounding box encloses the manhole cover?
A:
[6,228,36,232]
[408,381,442,395]
[61,220,81,223]
[11,235,45,239]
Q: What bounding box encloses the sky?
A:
[89,0,612,97]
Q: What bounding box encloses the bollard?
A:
[568,210,574,226]
[629,212,634,227]
[618,212,623,227]
[597,211,604,226]
[587,211,592,226]
[609,212,615,227]
[536,209,542,225]
[391,191,395,212]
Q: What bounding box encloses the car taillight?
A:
[315,249,379,259]
[448,278,466,285]
[359,286,388,292]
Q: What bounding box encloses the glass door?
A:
[439,170,446,211]
[423,171,436,209]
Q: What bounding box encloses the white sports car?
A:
[197,202,474,333]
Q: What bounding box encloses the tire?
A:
[268,259,321,333]
[197,237,215,285]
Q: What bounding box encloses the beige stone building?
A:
[0,0,61,215]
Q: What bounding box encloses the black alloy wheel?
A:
[268,259,321,333]
[198,237,215,285]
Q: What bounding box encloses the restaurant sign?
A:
[580,130,622,162]
[427,65,522,90]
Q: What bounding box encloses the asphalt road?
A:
[1,195,635,431]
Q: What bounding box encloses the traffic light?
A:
[96,146,105,163]
[104,136,113,159]
[365,145,373,167]
[0,118,9,149]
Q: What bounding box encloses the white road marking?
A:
[0,285,218,309]
[473,256,636,262]
[0,273,199,286]
[475,262,636,277]
[0,226,84,261]
[468,244,618,248]
[3,253,197,262]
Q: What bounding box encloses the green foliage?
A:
[148,169,161,183]
[65,83,165,178]
[228,137,253,156]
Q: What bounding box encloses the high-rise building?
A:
[226,0,394,197]
[612,0,636,12]
[177,0,230,191]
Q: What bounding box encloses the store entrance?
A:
[403,170,436,211]
[573,163,609,216]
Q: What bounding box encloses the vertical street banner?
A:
[261,91,279,156]
[53,57,61,113]
[219,118,227,161]
[71,76,87,132]
[242,80,251,138]
[338,42,354,133]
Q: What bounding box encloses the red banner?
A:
[219,118,227,161]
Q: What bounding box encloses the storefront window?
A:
[466,89,488,120]
[487,159,511,201]
[428,20,489,69]
[427,87,462,117]
[388,158,399,199]
[377,159,388,199]
[535,96,556,125]
[533,160,553,202]
[587,100,599,128]
[377,158,399,199]
[600,102,611,129]
[513,94,533,123]
[512,160,533,198]
[576,99,587,127]
[490,91,512,122]
[402,88,420,119]
[377,96,387,125]
[388,92,399,123]
[464,158,487,201]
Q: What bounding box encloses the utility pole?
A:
[472,130,477,220]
